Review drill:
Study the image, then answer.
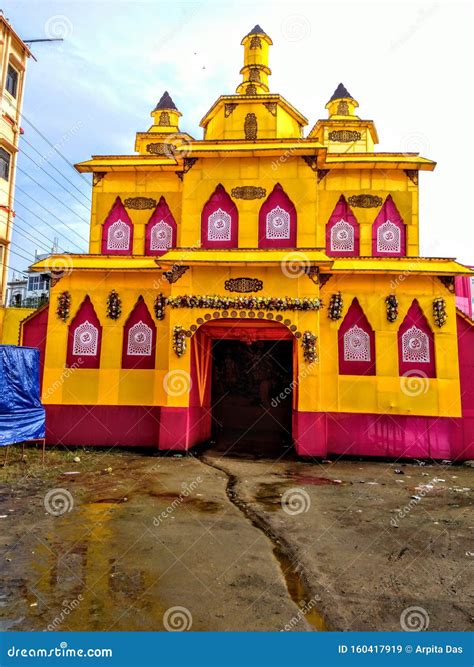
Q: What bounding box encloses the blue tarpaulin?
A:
[0,345,45,446]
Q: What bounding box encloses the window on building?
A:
[338,298,376,375]
[6,65,19,98]
[0,148,11,181]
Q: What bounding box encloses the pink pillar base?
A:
[158,407,212,451]
[293,411,328,457]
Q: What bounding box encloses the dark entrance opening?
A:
[211,339,293,457]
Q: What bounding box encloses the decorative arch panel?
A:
[372,195,406,257]
[122,297,157,369]
[145,196,177,256]
[201,185,238,249]
[326,195,360,256]
[258,183,297,248]
[338,298,376,375]
[101,197,134,255]
[67,296,102,369]
[398,300,436,377]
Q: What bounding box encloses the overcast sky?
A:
[3,0,473,275]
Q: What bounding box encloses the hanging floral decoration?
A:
[154,294,166,320]
[302,331,317,363]
[106,290,122,320]
[166,295,322,311]
[328,292,343,320]
[173,325,186,357]
[56,291,71,321]
[433,297,447,327]
[385,294,398,322]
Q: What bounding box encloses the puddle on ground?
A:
[147,491,221,513]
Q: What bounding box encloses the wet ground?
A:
[0,445,473,632]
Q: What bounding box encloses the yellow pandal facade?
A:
[29,25,474,459]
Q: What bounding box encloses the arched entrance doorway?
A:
[190,319,297,458]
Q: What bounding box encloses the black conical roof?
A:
[154,91,177,111]
[329,83,353,102]
[247,24,267,36]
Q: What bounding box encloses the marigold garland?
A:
[433,297,447,327]
[302,331,317,363]
[166,295,322,311]
[106,290,122,320]
[173,325,186,357]
[154,294,166,320]
[328,292,343,320]
[385,294,398,322]
[56,291,71,321]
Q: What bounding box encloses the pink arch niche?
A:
[101,197,134,255]
[398,300,436,378]
[121,296,157,370]
[258,183,297,248]
[145,196,177,256]
[326,195,360,257]
[201,184,238,249]
[338,298,376,375]
[372,195,406,257]
[67,296,102,369]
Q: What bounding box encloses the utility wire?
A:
[19,148,90,210]
[15,186,88,248]
[12,221,56,255]
[16,165,89,223]
[15,195,85,250]
[20,134,89,200]
[19,110,91,186]
[14,213,68,252]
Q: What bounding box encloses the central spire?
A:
[236,25,273,95]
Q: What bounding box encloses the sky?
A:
[3,0,474,277]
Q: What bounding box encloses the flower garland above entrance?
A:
[166,295,322,311]
[56,291,71,321]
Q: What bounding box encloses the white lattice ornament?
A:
[107,220,130,251]
[73,320,98,356]
[330,219,354,252]
[208,208,231,241]
[343,325,371,362]
[402,325,430,363]
[127,321,153,356]
[377,220,401,254]
[150,220,172,251]
[266,206,290,240]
